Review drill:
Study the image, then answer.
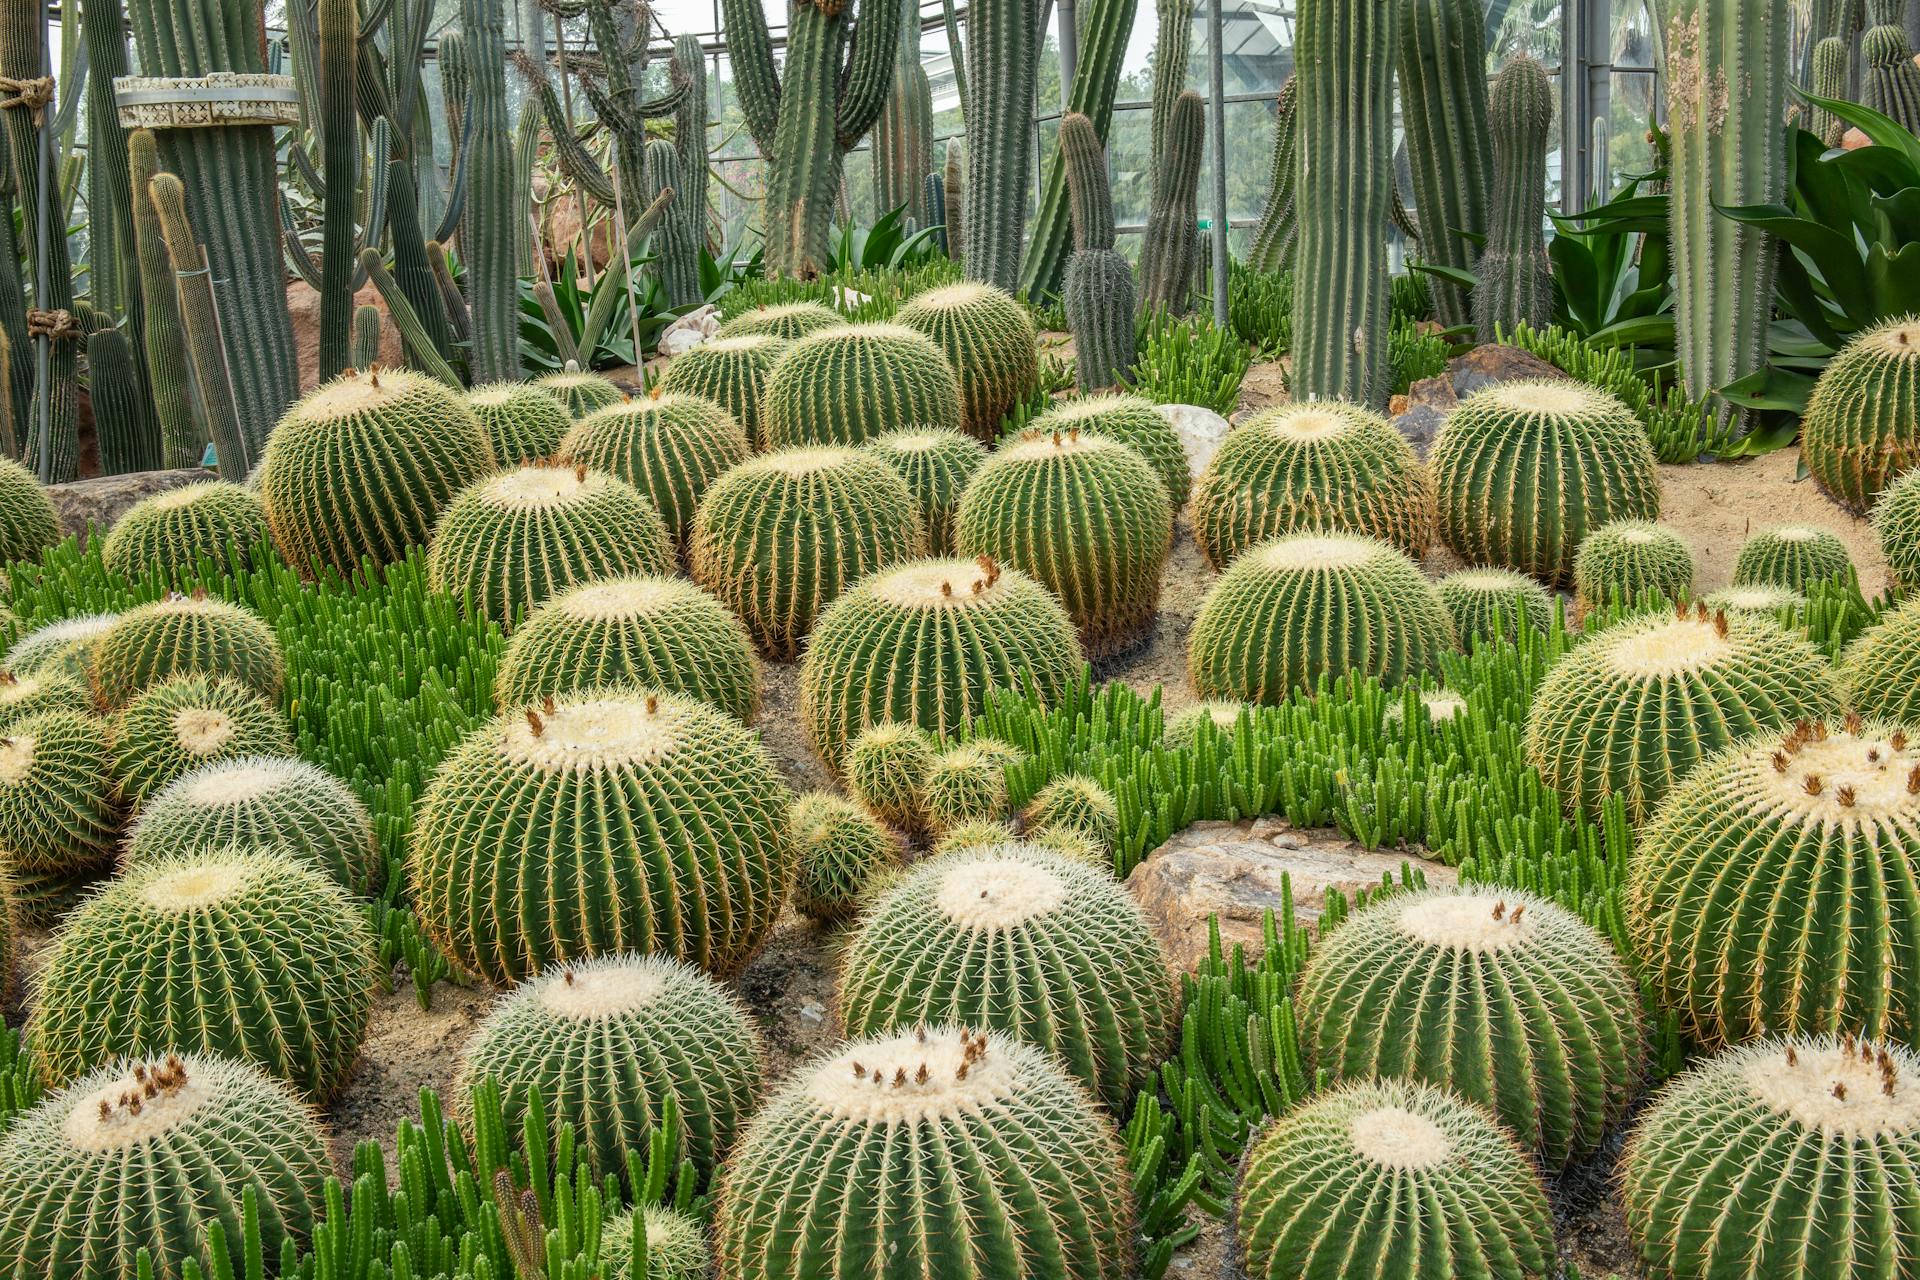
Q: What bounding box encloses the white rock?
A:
[656,304,720,357]
[1156,402,1232,480]
[832,286,871,309]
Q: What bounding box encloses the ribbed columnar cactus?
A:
[872,0,931,224]
[1865,21,1920,130]
[690,448,923,660]
[716,1027,1132,1280]
[718,0,904,277]
[1873,467,1920,592]
[844,721,937,829]
[1234,1080,1556,1280]
[840,843,1176,1109]
[1431,381,1661,585]
[125,756,380,895]
[534,367,625,420]
[1033,393,1190,508]
[1397,0,1491,326]
[1059,114,1136,390]
[1291,0,1400,407]
[862,428,988,553]
[787,791,901,921]
[0,667,87,731]
[1246,78,1299,274]
[1732,524,1853,589]
[1299,888,1645,1167]
[1802,318,1920,512]
[944,142,967,263]
[457,954,764,1182]
[1192,402,1434,567]
[1436,568,1555,642]
[465,382,575,467]
[798,557,1084,770]
[1527,604,1843,822]
[1138,91,1205,315]
[558,394,749,553]
[1842,595,1920,723]
[111,674,296,808]
[497,577,761,723]
[0,708,121,873]
[1475,56,1555,343]
[657,334,788,450]
[601,1205,710,1280]
[1623,1037,1920,1279]
[762,324,964,449]
[28,845,378,1097]
[101,482,269,582]
[957,0,1039,288]
[0,1054,329,1280]
[1572,520,1696,612]
[261,368,496,575]
[896,284,1038,440]
[409,691,794,983]
[955,430,1171,657]
[0,455,60,565]
[89,592,284,711]
[1810,36,1850,146]
[428,465,675,627]
[1189,531,1457,703]
[717,301,843,343]
[127,129,198,468]
[6,613,118,680]
[1655,0,1790,435]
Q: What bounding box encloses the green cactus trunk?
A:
[1654,0,1790,435]
[1864,22,1920,130]
[127,130,201,467]
[1246,76,1298,274]
[1810,36,1850,146]
[350,302,383,369]
[1291,0,1401,408]
[873,0,931,224]
[1475,55,1554,343]
[1138,91,1205,316]
[87,328,160,474]
[316,0,358,380]
[671,34,710,251]
[644,139,701,309]
[149,173,250,478]
[1398,0,1492,328]
[961,0,1038,290]
[385,157,455,369]
[944,141,966,263]
[0,126,30,449]
[459,0,517,382]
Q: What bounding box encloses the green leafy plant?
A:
[1130,313,1251,415]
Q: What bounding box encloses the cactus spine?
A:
[1291,0,1400,407]
[1475,56,1554,343]
[1397,0,1492,326]
[960,0,1039,290]
[1246,78,1299,275]
[1654,0,1790,435]
[1138,91,1205,316]
[1060,113,1136,390]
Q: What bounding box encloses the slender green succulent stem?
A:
[874,0,932,224]
[150,173,250,478]
[1246,77,1298,274]
[358,247,463,387]
[88,327,162,474]
[1138,91,1205,316]
[317,0,359,379]
[128,128,201,467]
[460,0,518,382]
[671,33,710,251]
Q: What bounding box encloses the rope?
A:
[26,309,81,341]
[0,75,53,124]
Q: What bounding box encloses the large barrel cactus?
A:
[1436,568,1555,642]
[1844,595,1920,724]
[0,667,88,732]
[656,334,789,450]
[761,324,964,449]
[786,791,902,922]
[861,428,989,554]
[557,394,751,551]
[465,382,575,467]
[1032,393,1190,509]
[0,455,61,568]
[1733,524,1853,590]
[0,708,123,874]
[533,367,625,420]
[1571,520,1696,613]
[102,482,269,583]
[89,592,284,712]
[110,673,296,808]
[717,301,843,343]
[1872,466,1920,592]
[1801,318,1920,513]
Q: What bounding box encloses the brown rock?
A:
[47,467,214,542]
[285,280,408,393]
[1446,344,1566,399]
[1125,817,1457,969]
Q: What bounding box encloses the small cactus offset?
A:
[90,592,284,712]
[861,428,988,554]
[1137,91,1205,316]
[1841,595,1920,724]
[0,454,60,566]
[1234,1079,1557,1280]
[0,667,88,732]
[657,333,790,450]
[1397,0,1492,326]
[1164,700,1248,748]
[1571,520,1696,613]
[1023,774,1120,861]
[534,367,626,420]
[1701,582,1805,620]
[1058,114,1137,389]
[496,576,762,724]
[456,953,765,1183]
[690,448,924,661]
[558,394,751,552]
[1436,568,1556,642]
[465,382,576,468]
[716,1027,1134,1280]
[1475,56,1555,343]
[844,721,938,829]
[100,482,269,583]
[1622,1037,1920,1280]
[1192,401,1435,568]
[1801,318,1920,512]
[27,845,379,1098]
[761,324,964,449]
[110,674,296,809]
[1810,36,1850,146]
[1732,524,1853,590]
[895,283,1039,441]
[428,464,676,627]
[799,557,1082,770]
[922,742,1012,834]
[1189,532,1457,704]
[1031,393,1191,509]
[1299,887,1645,1167]
[1527,603,1843,823]
[0,709,122,873]
[0,1053,329,1280]
[717,302,843,343]
[1873,466,1920,592]
[787,791,902,922]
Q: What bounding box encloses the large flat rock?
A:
[47,467,213,541]
[1125,817,1456,969]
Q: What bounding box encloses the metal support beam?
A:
[1208,0,1228,327]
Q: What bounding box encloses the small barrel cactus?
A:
[1234,1079,1556,1280]
[409,690,794,983]
[0,455,61,567]
[1701,582,1805,621]
[1431,380,1660,585]
[600,1205,710,1280]
[690,448,923,661]
[5,612,117,680]
[1843,595,1920,724]
[427,464,675,627]
[261,367,496,575]
[1192,401,1434,568]
[1872,465,1920,593]
[28,845,379,1098]
[111,674,296,808]
[657,334,789,450]
[895,282,1040,441]
[1622,1036,1920,1280]
[787,791,901,922]
[456,953,764,1183]
[9,861,103,927]
[0,1053,329,1280]
[1436,567,1555,642]
[1633,717,1920,1048]
[1572,519,1695,613]
[496,576,761,723]
[861,428,988,554]
[1526,603,1843,822]
[101,481,269,582]
[1802,318,1920,512]
[0,708,122,873]
[1298,887,1645,1167]
[1031,393,1190,510]
[922,742,1011,834]
[0,666,88,731]
[716,1026,1133,1280]
[841,843,1176,1108]
[124,756,380,895]
[761,323,964,449]
[799,556,1083,770]
[930,819,1020,857]
[465,381,575,466]
[557,393,750,551]
[717,300,844,343]
[955,430,1170,658]
[533,366,625,419]
[1732,523,1853,591]
[1189,532,1457,704]
[1023,773,1119,861]
[844,721,938,829]
[89,592,284,711]
[1163,700,1249,748]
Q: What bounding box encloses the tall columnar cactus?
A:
[1246,77,1299,275]
[1476,56,1554,343]
[1864,20,1920,130]
[873,0,932,224]
[719,0,903,278]
[943,141,966,264]
[456,0,518,381]
[1291,0,1400,407]
[960,0,1039,290]
[88,329,162,475]
[1138,91,1205,316]
[149,173,247,476]
[643,137,701,308]
[671,33,710,251]
[1810,36,1850,146]
[1397,0,1492,326]
[1654,0,1790,434]
[1060,113,1136,390]
[716,1027,1133,1280]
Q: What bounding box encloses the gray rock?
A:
[1390,402,1448,458]
[1155,402,1233,482]
[47,468,214,542]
